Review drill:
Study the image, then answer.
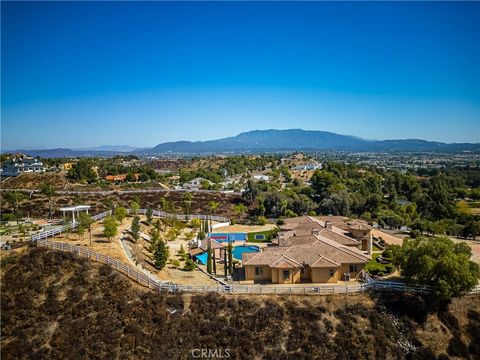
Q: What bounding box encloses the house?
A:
[242,234,370,284]
[252,174,269,181]
[281,216,374,254]
[104,173,140,182]
[292,163,321,171]
[1,155,45,176]
[183,177,213,190]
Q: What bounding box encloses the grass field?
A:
[247,230,276,243]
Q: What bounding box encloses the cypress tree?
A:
[212,248,217,274]
[224,248,228,278]
[206,243,212,274]
[153,239,169,270]
[227,240,233,276]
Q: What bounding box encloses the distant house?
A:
[104,173,140,182]
[252,174,269,181]
[1,156,45,177]
[183,177,213,190]
[61,162,76,171]
[292,163,321,171]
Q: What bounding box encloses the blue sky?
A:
[1,1,479,149]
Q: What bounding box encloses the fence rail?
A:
[35,238,480,296]
[31,209,228,242]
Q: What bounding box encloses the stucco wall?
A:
[311,267,339,283]
[244,265,271,281]
[275,268,301,284]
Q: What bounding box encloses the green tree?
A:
[114,206,127,224]
[182,192,193,217]
[461,220,480,239]
[4,190,26,224]
[130,201,140,215]
[153,239,169,270]
[227,240,233,276]
[184,257,196,271]
[103,215,118,242]
[78,212,95,245]
[131,215,141,242]
[311,170,338,199]
[208,201,219,215]
[191,218,201,229]
[206,243,213,274]
[146,208,153,223]
[393,236,480,303]
[234,203,247,220]
[425,174,454,220]
[40,183,56,219]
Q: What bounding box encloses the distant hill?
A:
[144,129,480,154]
[3,129,479,157]
[75,145,140,152]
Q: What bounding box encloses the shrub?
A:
[184,258,196,271]
[257,216,267,225]
[378,271,385,277]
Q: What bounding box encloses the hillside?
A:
[145,129,480,154]
[2,247,480,359]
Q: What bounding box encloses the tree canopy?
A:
[393,236,480,303]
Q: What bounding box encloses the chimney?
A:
[367,232,373,255]
[278,234,286,246]
[325,221,332,230]
[311,228,320,236]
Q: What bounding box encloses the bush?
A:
[385,264,394,273]
[378,271,385,277]
[276,219,285,225]
[257,216,268,225]
[184,258,196,271]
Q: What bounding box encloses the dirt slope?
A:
[1,247,479,360]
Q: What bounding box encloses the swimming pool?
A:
[232,245,260,261]
[208,233,247,242]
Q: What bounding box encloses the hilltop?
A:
[3,129,479,157]
[2,247,480,359]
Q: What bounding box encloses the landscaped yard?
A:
[247,229,277,243]
[365,252,395,277]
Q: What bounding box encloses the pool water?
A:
[232,245,260,261]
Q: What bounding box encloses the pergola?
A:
[59,205,91,224]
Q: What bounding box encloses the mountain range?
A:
[4,129,479,157]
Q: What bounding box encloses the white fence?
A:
[35,238,480,296]
[31,209,229,242]
[30,210,112,241]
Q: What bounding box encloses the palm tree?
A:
[208,201,219,215]
[40,183,56,219]
[234,203,247,220]
[4,190,26,224]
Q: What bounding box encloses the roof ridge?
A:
[312,235,369,261]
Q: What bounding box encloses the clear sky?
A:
[1,1,479,149]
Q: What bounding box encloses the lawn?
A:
[247,230,276,243]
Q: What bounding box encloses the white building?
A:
[1,156,46,177]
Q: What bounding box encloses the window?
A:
[254,267,262,276]
[349,265,358,273]
[330,269,335,276]
[283,270,290,280]
[300,268,305,274]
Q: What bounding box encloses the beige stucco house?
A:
[242,216,371,284]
